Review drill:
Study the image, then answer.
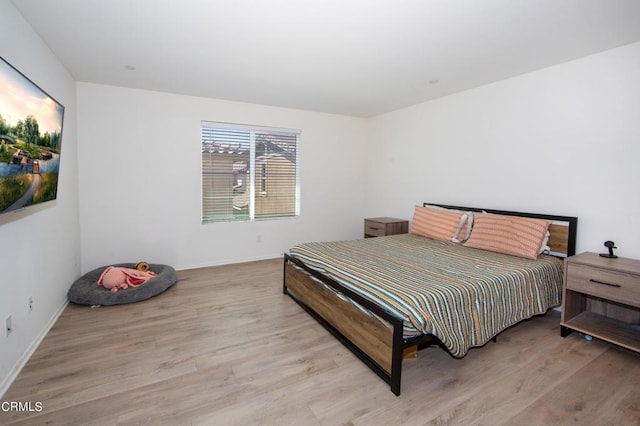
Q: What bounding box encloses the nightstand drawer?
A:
[364,220,387,237]
[566,263,640,306]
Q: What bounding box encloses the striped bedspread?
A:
[288,234,563,358]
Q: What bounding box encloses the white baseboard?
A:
[0,299,69,399]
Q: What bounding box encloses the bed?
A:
[283,203,578,395]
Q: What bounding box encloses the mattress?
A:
[288,233,564,357]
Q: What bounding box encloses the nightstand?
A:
[364,217,408,238]
[560,252,640,353]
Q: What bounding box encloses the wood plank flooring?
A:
[2,258,639,425]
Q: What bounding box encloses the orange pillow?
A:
[411,205,468,242]
[463,213,551,259]
[424,204,474,242]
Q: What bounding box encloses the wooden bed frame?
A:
[283,204,578,396]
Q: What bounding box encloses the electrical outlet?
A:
[28,297,33,312]
[5,315,12,337]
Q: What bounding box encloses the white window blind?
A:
[201,121,300,223]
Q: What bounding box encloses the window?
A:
[201,121,300,223]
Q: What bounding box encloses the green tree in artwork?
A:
[41,131,51,148]
[0,114,9,135]
[50,131,61,151]
[24,115,40,145]
[14,120,25,140]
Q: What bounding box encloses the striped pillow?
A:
[424,204,474,242]
[411,205,468,242]
[463,213,551,259]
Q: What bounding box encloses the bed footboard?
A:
[283,254,405,395]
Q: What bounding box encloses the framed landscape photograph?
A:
[0,56,65,218]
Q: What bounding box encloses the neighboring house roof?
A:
[201,142,247,155]
[202,140,296,163]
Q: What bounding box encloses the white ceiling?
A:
[11,0,640,117]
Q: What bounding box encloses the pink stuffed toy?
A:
[98,266,157,292]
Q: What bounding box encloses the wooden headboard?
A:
[424,203,578,258]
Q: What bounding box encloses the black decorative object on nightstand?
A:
[599,240,618,258]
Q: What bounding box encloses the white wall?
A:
[76,83,367,272]
[366,41,640,258]
[0,0,81,396]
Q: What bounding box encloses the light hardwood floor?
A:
[2,258,639,425]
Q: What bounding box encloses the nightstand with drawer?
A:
[560,252,640,353]
[364,217,408,238]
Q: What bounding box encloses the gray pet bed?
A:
[67,263,177,306]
